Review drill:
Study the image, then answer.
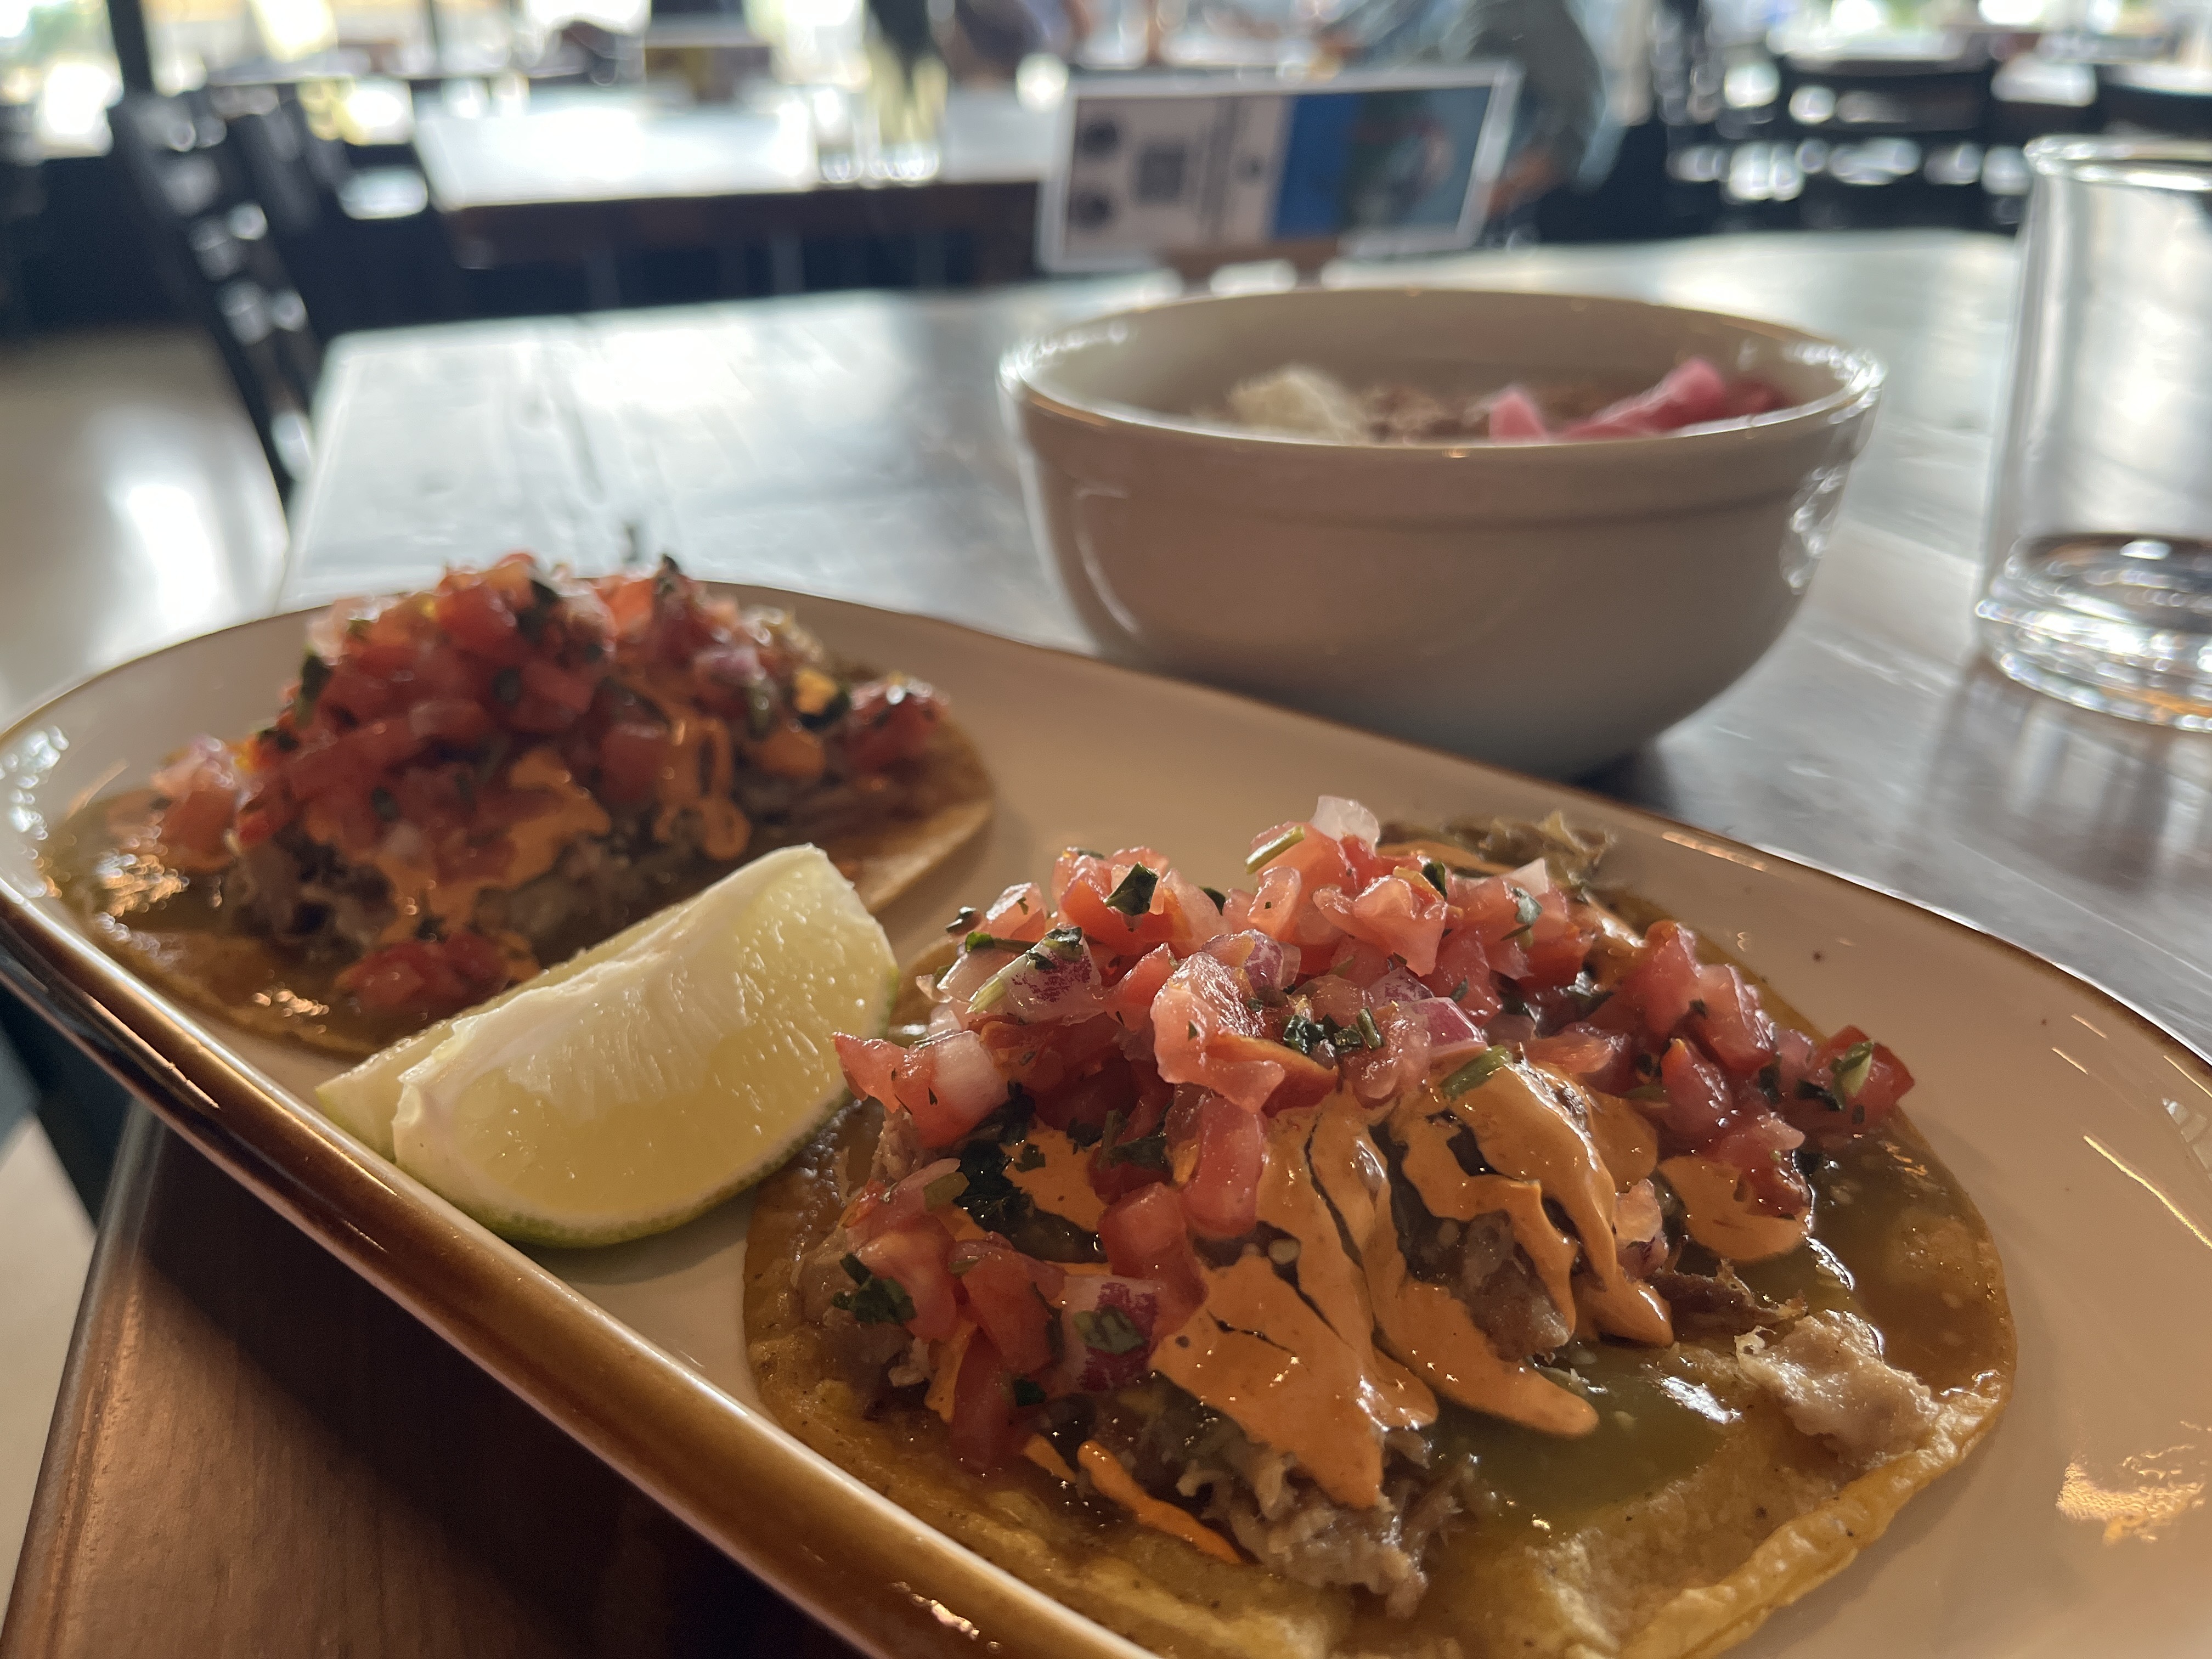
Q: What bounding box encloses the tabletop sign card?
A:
[1037,65,1521,274]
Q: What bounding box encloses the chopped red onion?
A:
[916,1029,1008,1126]
[1311,795,1381,845]
[1205,930,1296,994]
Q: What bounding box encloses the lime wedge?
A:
[374,846,896,1247]
[317,902,687,1160]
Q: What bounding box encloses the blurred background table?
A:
[418,87,1056,292]
[7,228,2212,1657]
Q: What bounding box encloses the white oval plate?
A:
[1,590,2206,1659]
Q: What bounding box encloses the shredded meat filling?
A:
[1451,1211,1574,1360]
[1207,1461,1468,1619]
[1112,1391,1466,1620]
[1395,1155,1574,1364]
[1651,1266,1803,1340]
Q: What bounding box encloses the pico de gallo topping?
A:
[138,555,947,1020]
[807,798,1914,1611]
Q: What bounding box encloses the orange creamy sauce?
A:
[365,749,612,949]
[1427,1124,2001,1533]
[1136,1064,1688,1495]
[981,1070,1998,1545]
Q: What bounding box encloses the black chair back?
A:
[110,91,322,497]
[2099,64,2212,138]
[216,86,329,238]
[0,99,41,335]
[1784,46,1995,230]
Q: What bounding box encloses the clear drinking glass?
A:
[862,0,945,183]
[1977,135,2212,729]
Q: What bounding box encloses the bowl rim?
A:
[1000,285,1887,459]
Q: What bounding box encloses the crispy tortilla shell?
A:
[50,716,991,1057]
[743,988,2013,1659]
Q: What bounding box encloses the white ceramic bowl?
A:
[1002,286,1883,777]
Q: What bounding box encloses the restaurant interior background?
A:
[1,0,2209,1629]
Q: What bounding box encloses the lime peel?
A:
[323,845,896,1248]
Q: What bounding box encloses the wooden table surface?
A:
[420,87,1054,281]
[9,228,2212,1658]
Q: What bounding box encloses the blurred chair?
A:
[1784,42,1995,230]
[1988,52,2097,145]
[211,83,450,332]
[557,21,643,85]
[1982,54,2098,230]
[0,984,128,1219]
[0,99,40,337]
[110,92,322,498]
[1647,0,1728,234]
[2098,63,2212,137]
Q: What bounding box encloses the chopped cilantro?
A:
[956,1124,1038,1235]
[1420,860,1449,896]
[792,667,848,725]
[1104,864,1159,918]
[293,654,332,724]
[971,926,1088,1015]
[1244,825,1306,873]
[797,686,852,730]
[1064,1118,1104,1150]
[1442,1046,1513,1095]
[1830,1040,1876,1099]
[1073,1306,1146,1356]
[515,579,560,641]
[1013,1142,1047,1172]
[1200,885,1227,909]
[1278,1014,1327,1056]
[1795,1077,1843,1111]
[1355,1008,1383,1051]
[1510,886,1542,927]
[1100,1109,1168,1171]
[830,1255,915,1325]
[1009,1377,1047,1407]
[922,1171,968,1208]
[1030,924,1087,963]
[744,684,777,739]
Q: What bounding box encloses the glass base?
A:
[1977,612,2212,730]
[1977,535,2212,729]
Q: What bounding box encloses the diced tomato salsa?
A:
[827,800,1914,1476]
[142,555,949,1020]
